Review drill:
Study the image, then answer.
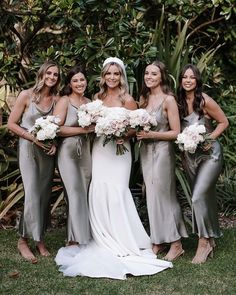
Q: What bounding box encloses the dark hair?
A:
[140,60,174,108]
[177,64,205,119]
[60,64,87,96]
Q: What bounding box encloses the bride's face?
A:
[104,64,121,89]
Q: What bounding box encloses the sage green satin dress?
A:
[181,112,223,238]
[140,102,188,244]
[57,102,92,244]
[18,100,55,241]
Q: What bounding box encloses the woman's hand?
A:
[83,124,95,134]
[202,143,212,151]
[137,130,154,140]
[116,138,125,145]
[46,144,57,155]
[33,139,56,155]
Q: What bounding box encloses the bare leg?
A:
[192,237,213,264]
[17,238,38,263]
[163,239,184,261]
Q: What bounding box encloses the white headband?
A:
[102,57,128,90]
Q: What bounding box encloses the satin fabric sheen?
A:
[140,101,188,244]
[57,102,91,244]
[18,100,55,241]
[181,112,223,238]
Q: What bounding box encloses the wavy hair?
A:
[97,62,128,104]
[60,64,87,96]
[32,60,61,103]
[140,60,174,108]
[177,64,205,119]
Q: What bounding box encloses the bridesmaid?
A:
[177,64,228,264]
[53,65,94,246]
[7,60,61,263]
[137,60,188,261]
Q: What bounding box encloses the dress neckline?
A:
[69,102,79,110]
[33,100,54,114]
[147,98,166,113]
[184,111,211,123]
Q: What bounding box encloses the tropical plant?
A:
[0,0,235,223]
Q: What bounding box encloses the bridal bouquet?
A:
[129,109,157,148]
[129,108,157,132]
[176,123,209,154]
[77,100,105,127]
[95,107,130,155]
[29,115,60,146]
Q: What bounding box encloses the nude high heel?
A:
[191,238,213,264]
[163,240,185,261]
[163,249,185,261]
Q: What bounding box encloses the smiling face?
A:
[44,66,59,88]
[181,68,197,92]
[70,72,87,95]
[104,64,121,89]
[144,64,162,89]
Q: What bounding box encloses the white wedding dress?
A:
[55,137,173,280]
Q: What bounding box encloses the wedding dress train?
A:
[55,137,172,280]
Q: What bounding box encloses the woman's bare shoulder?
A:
[16,88,32,104]
[56,95,69,105]
[124,94,137,110]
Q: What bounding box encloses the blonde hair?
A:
[97,62,128,104]
[32,60,60,103]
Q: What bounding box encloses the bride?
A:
[55,57,173,280]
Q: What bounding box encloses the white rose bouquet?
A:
[95,107,130,155]
[129,108,157,147]
[176,123,211,154]
[129,108,157,132]
[29,115,60,146]
[77,100,105,127]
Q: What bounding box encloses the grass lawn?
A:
[0,227,236,295]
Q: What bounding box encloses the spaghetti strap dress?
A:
[140,100,188,244]
[18,99,55,241]
[181,112,223,238]
[57,101,92,244]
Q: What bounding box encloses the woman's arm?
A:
[137,95,180,141]
[7,90,53,152]
[124,95,138,111]
[7,90,34,142]
[53,96,95,137]
[123,95,137,139]
[203,93,229,140]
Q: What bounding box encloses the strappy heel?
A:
[191,238,213,264]
[163,249,185,261]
